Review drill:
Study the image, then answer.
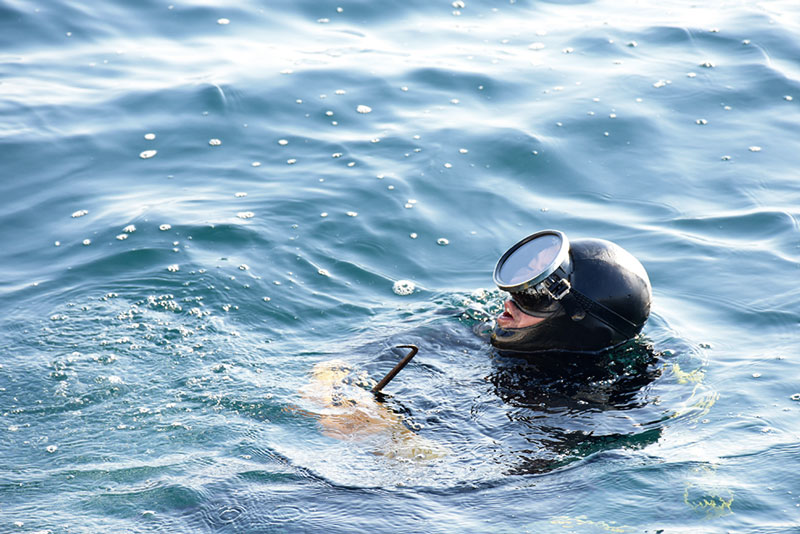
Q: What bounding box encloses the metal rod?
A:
[371,344,419,394]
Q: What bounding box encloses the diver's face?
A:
[496,299,545,329]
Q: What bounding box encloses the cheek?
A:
[518,314,546,328]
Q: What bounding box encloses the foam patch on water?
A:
[392,280,415,295]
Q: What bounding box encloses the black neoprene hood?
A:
[491,237,652,354]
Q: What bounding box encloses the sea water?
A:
[1,0,799,532]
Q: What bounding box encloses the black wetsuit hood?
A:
[491,238,651,354]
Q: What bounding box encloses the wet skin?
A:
[496,299,546,329]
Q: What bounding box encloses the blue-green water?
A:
[2,0,799,532]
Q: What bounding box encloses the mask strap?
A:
[559,289,640,339]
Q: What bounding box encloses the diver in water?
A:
[491,229,652,354]
[485,230,659,473]
[299,229,655,464]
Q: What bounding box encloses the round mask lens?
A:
[494,230,568,290]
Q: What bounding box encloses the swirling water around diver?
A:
[1,0,799,532]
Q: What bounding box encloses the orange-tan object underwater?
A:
[298,358,446,460]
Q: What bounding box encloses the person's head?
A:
[491,230,651,354]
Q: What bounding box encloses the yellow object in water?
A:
[299,359,446,460]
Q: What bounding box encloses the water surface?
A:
[2,0,799,532]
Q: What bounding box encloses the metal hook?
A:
[371,345,419,394]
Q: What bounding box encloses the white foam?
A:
[393,280,415,296]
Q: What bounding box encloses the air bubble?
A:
[320,212,328,217]
[287,158,297,165]
[159,224,172,231]
[217,18,230,25]
[209,138,222,146]
[356,105,372,114]
[235,192,247,198]
[139,150,158,159]
[749,146,762,152]
[144,133,156,140]
[346,211,358,217]
[696,119,708,125]
[124,224,136,233]
[71,209,88,218]
[437,238,449,246]
[251,161,261,167]
[167,264,179,272]
[46,445,58,453]
[393,280,416,296]
[116,234,128,240]
[318,269,330,277]
[785,96,794,101]
[82,239,91,246]
[410,233,418,239]
[237,212,255,219]
[278,139,289,146]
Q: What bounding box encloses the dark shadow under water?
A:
[487,340,663,475]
